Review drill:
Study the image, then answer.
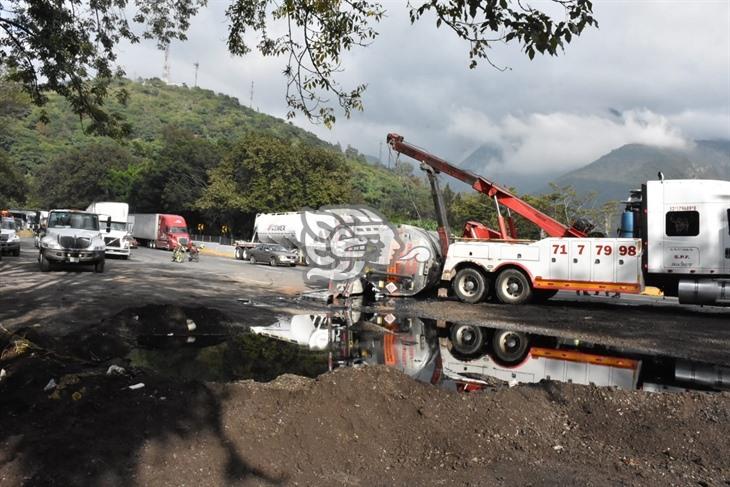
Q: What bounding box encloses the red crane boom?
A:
[386,133,587,243]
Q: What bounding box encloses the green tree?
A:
[0,149,27,207]
[129,126,221,212]
[35,141,139,208]
[1,1,597,130]
[197,133,352,233]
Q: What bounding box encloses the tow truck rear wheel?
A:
[449,323,485,358]
[452,267,489,304]
[495,269,533,305]
[491,329,530,365]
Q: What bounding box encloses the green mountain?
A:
[552,140,730,202]
[1,78,331,175]
[0,78,435,231]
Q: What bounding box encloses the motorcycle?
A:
[188,243,203,262]
[171,242,204,263]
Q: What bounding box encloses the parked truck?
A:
[130,213,190,250]
[369,133,730,307]
[86,202,131,259]
[234,211,328,263]
[37,209,108,272]
[0,216,21,257]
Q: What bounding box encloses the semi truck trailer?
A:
[131,213,190,250]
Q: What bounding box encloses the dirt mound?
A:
[2,364,728,486]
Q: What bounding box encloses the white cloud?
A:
[114,0,730,170]
[446,108,692,175]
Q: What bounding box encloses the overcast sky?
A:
[116,0,730,176]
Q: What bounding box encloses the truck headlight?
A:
[11,234,19,241]
[41,238,62,250]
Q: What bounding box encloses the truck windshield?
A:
[110,222,127,231]
[48,212,99,231]
[1,220,15,230]
[169,226,187,233]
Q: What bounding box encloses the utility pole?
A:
[193,61,199,87]
[249,81,254,109]
[163,45,171,84]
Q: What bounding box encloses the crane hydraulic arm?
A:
[386,133,587,240]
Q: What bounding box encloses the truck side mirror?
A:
[106,216,112,233]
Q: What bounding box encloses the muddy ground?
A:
[3,243,730,486]
[1,303,729,486]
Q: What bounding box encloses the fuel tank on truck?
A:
[363,224,443,297]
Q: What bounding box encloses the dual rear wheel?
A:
[452,267,535,305]
[449,323,530,365]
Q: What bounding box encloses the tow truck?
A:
[384,133,730,307]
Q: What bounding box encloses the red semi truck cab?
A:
[130,213,191,250]
[157,214,190,250]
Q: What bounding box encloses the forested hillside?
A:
[0,77,613,239]
[0,78,445,236]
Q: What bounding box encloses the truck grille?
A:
[59,236,91,249]
[0,234,7,242]
[104,237,120,247]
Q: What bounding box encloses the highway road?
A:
[2,238,730,365]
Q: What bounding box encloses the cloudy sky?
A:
[116,0,730,177]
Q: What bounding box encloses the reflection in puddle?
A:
[252,313,730,393]
[128,332,329,383]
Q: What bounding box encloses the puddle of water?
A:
[115,304,729,392]
[128,332,329,383]
[250,312,730,393]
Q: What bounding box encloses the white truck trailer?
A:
[86,202,131,258]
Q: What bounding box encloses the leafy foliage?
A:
[412,0,598,69]
[1,1,597,130]
[35,140,139,209]
[0,149,26,207]
[0,0,205,135]
[197,132,352,233]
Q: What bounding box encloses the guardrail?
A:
[190,234,235,246]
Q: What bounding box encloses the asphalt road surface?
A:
[2,238,730,365]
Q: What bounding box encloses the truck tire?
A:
[495,268,533,305]
[449,323,485,358]
[13,248,20,256]
[452,267,489,304]
[234,247,242,260]
[39,252,50,272]
[491,329,530,365]
[94,259,105,273]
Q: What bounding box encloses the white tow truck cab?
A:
[442,179,730,305]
